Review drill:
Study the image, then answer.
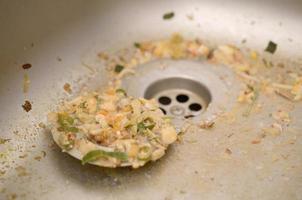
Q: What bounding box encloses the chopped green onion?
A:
[265,41,277,54]
[137,122,146,133]
[145,123,155,130]
[79,101,87,109]
[134,43,141,48]
[138,146,152,160]
[58,133,75,151]
[57,113,78,133]
[116,88,127,96]
[57,126,79,133]
[58,113,74,125]
[114,64,124,73]
[0,138,10,145]
[137,119,156,134]
[163,12,174,20]
[81,149,128,165]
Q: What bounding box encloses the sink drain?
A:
[144,77,211,118]
[122,59,241,124]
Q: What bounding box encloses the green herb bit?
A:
[243,86,260,117]
[79,101,87,109]
[57,113,78,133]
[163,12,175,20]
[58,126,79,133]
[0,138,10,145]
[116,88,127,96]
[81,149,128,165]
[134,42,141,48]
[58,113,74,126]
[137,122,146,133]
[265,41,277,54]
[114,64,124,73]
[137,120,156,134]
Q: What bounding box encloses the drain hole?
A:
[176,94,189,103]
[159,107,167,115]
[189,103,202,111]
[158,96,171,105]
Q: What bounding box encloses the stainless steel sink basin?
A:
[0,1,301,199]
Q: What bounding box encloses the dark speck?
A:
[163,12,174,20]
[22,63,32,70]
[22,100,32,112]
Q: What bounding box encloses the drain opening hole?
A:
[158,96,171,105]
[159,107,167,115]
[176,94,189,103]
[189,103,202,111]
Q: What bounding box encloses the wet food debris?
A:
[163,12,174,20]
[63,83,72,94]
[22,63,32,70]
[22,100,32,112]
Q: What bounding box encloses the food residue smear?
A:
[48,88,177,168]
[48,33,302,168]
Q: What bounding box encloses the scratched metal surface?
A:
[0,0,301,199]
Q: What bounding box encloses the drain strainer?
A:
[144,77,211,119]
[122,59,241,124]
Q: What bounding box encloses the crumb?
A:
[63,83,72,94]
[251,139,261,144]
[0,170,6,176]
[98,52,109,60]
[57,57,62,62]
[19,154,28,159]
[41,151,46,157]
[34,156,42,161]
[22,100,32,112]
[22,63,32,70]
[0,138,10,145]
[225,148,232,154]
[23,73,30,93]
[200,120,215,129]
[38,122,46,129]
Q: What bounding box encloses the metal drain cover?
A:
[144,77,211,119]
[122,59,241,125]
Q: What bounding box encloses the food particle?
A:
[134,43,141,48]
[63,83,72,94]
[163,12,174,20]
[114,64,124,73]
[250,51,258,60]
[23,73,30,93]
[38,122,46,129]
[265,41,277,54]
[82,149,128,165]
[22,63,32,70]
[251,139,261,144]
[22,100,32,112]
[48,88,177,168]
[225,148,232,154]
[200,120,215,129]
[0,138,10,145]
